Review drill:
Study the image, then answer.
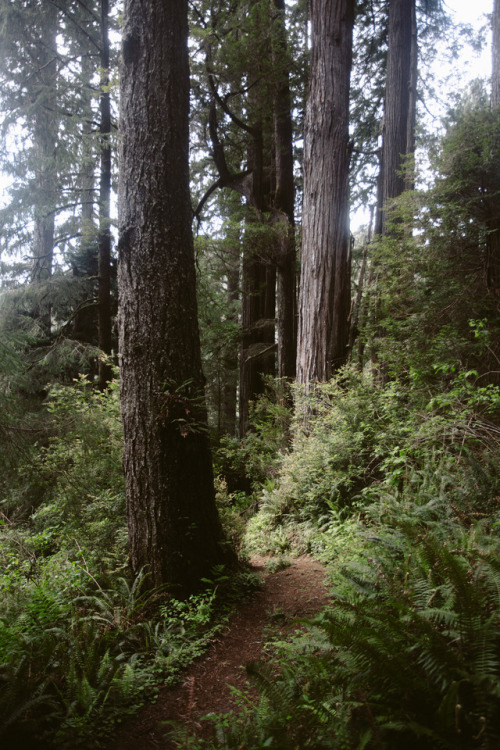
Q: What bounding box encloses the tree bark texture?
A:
[118,0,232,594]
[404,0,417,192]
[98,0,113,387]
[296,0,354,386]
[489,0,500,294]
[273,0,296,380]
[380,0,413,233]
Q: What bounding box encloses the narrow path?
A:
[107,555,330,750]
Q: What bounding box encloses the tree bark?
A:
[238,35,276,437]
[296,0,354,386]
[273,0,296,381]
[118,0,233,594]
[222,263,239,436]
[98,0,113,388]
[405,0,417,192]
[73,49,97,345]
[489,0,500,293]
[380,0,413,233]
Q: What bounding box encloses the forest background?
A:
[1,0,500,748]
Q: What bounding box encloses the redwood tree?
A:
[489,0,500,293]
[378,0,414,233]
[97,0,113,388]
[297,0,355,386]
[118,0,232,593]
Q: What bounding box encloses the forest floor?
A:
[106,555,330,750]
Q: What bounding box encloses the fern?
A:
[210,516,500,750]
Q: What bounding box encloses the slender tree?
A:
[492,0,500,110]
[272,0,297,380]
[489,0,500,293]
[118,0,233,593]
[97,0,113,387]
[297,0,355,386]
[27,2,59,332]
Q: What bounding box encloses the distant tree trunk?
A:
[31,2,58,333]
[405,0,417,192]
[492,0,500,110]
[297,0,354,386]
[238,72,276,437]
[98,0,113,388]
[380,0,413,233]
[489,0,500,293]
[273,0,296,381]
[222,263,239,436]
[202,6,279,436]
[239,222,276,437]
[73,51,97,344]
[349,205,374,362]
[118,0,233,594]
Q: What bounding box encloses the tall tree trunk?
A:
[296,0,354,386]
[31,2,58,334]
[98,0,113,387]
[492,0,500,110]
[380,0,413,233]
[238,67,276,437]
[489,0,500,293]
[118,0,233,594]
[222,262,239,436]
[273,0,296,380]
[405,0,417,192]
[349,205,374,362]
[239,222,276,437]
[73,51,97,344]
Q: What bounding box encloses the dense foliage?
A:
[180,99,500,749]
[0,377,257,748]
[0,0,498,747]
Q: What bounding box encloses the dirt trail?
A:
[107,555,330,749]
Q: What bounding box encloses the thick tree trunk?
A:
[98,0,113,388]
[380,0,413,233]
[296,0,354,386]
[118,0,233,594]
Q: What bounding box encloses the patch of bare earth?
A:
[106,555,330,750]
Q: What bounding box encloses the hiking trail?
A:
[107,555,330,749]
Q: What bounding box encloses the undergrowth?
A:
[193,359,500,750]
[0,375,259,748]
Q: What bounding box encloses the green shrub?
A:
[207,514,500,750]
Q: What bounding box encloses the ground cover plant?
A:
[188,98,500,749]
[0,375,258,749]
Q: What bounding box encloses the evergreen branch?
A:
[50,1,101,52]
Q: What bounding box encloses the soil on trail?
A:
[107,555,330,750]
